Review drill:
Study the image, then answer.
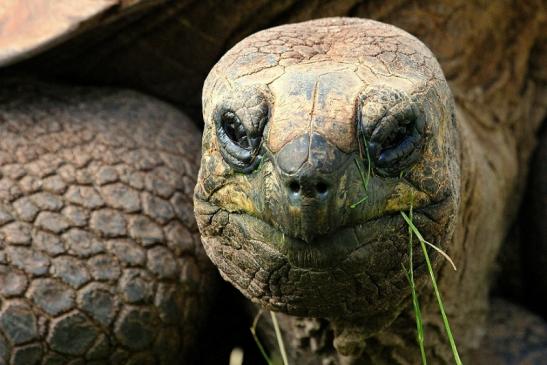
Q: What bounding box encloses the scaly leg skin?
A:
[0,80,218,365]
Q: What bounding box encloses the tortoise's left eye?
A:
[221,111,251,149]
[357,89,427,177]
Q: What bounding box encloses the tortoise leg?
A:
[0,80,219,365]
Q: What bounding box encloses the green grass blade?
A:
[270,311,289,365]
[351,157,371,208]
[351,130,373,208]
[250,311,274,365]
[362,133,372,187]
[350,195,368,209]
[401,213,457,271]
[404,199,427,365]
[354,158,368,191]
[402,263,427,365]
[401,211,463,365]
[355,130,372,192]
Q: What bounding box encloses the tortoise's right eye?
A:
[212,86,270,173]
[214,106,264,173]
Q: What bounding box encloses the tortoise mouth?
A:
[196,196,450,317]
[212,205,441,271]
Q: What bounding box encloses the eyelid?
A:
[376,131,421,166]
[213,105,267,173]
[356,92,426,176]
[212,85,272,173]
[370,114,399,143]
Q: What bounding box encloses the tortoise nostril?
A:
[287,178,330,199]
[315,182,329,195]
[289,181,301,194]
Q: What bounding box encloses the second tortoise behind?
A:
[0,81,217,364]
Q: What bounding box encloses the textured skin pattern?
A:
[206,18,444,154]
[0,81,216,365]
[196,17,460,360]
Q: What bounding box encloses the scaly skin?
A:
[0,80,217,365]
[195,18,545,364]
[196,17,459,362]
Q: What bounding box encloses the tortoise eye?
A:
[358,90,426,177]
[221,112,250,149]
[213,86,270,173]
[214,106,264,173]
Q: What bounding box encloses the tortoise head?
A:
[195,18,460,326]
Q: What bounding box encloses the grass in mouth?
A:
[351,136,462,363]
[401,201,462,365]
[401,197,427,365]
[250,311,289,365]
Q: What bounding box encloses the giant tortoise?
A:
[0,1,546,364]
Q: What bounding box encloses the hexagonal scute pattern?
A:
[0,81,218,364]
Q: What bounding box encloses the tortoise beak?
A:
[273,132,351,242]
